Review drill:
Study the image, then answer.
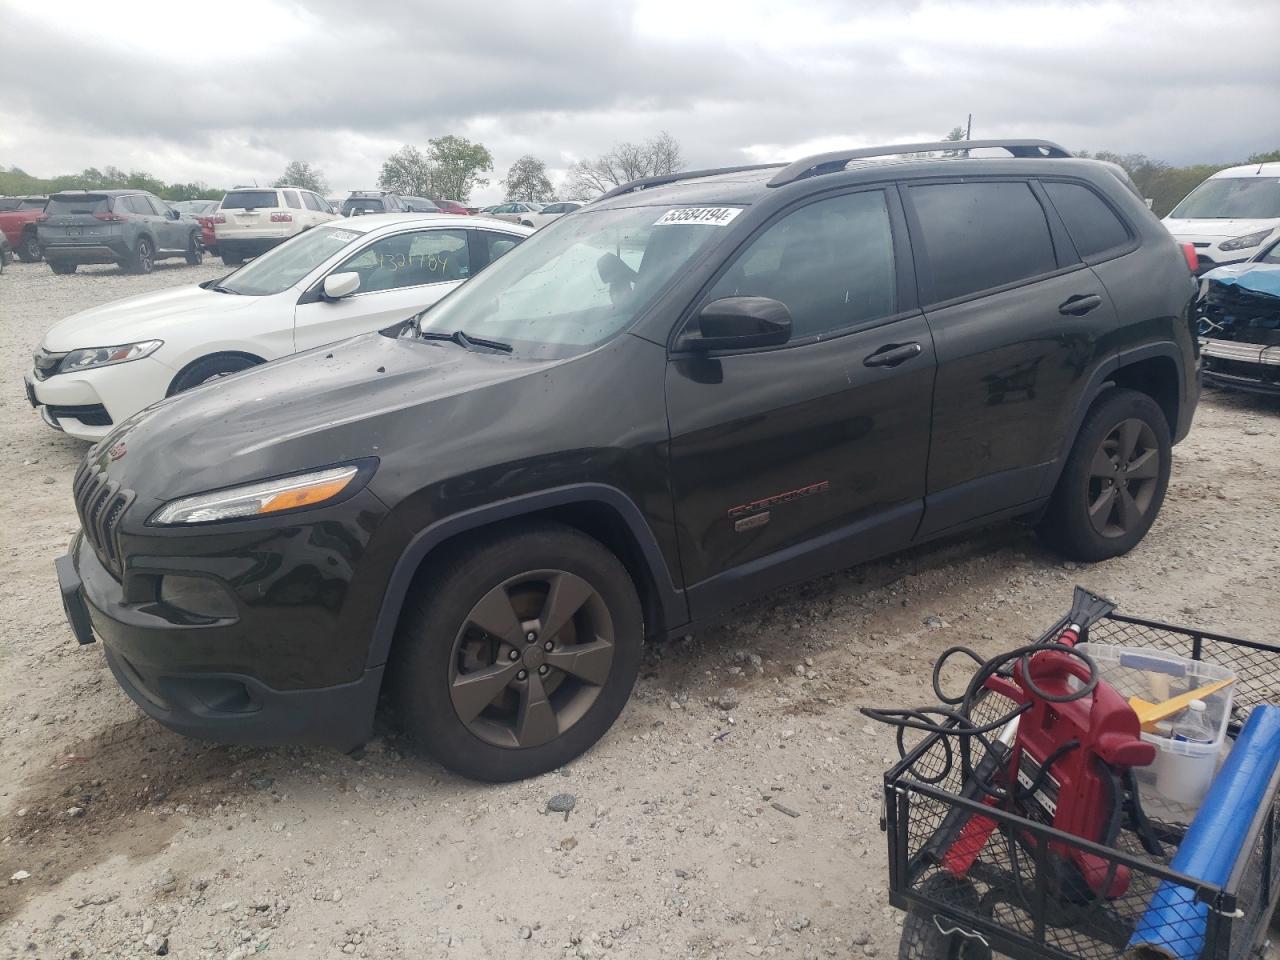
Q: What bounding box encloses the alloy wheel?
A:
[1086,418,1160,538]
[448,569,615,749]
[24,235,40,260]
[138,240,153,272]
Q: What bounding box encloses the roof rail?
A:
[766,139,1072,188]
[598,163,784,201]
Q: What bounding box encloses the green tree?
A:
[1247,149,1280,164]
[502,155,555,203]
[426,135,493,202]
[274,160,328,194]
[378,145,434,195]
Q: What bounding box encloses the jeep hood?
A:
[97,331,550,505]
[42,283,260,352]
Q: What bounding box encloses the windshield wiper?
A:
[209,283,242,295]
[418,329,513,353]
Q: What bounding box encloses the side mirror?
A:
[691,297,791,350]
[168,209,180,220]
[323,272,361,300]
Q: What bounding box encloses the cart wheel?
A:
[899,876,992,960]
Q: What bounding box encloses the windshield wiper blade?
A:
[210,283,241,295]
[419,329,512,353]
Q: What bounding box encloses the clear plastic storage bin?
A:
[1076,642,1236,816]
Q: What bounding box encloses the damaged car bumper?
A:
[1197,262,1280,394]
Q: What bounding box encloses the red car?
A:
[169,199,221,255]
[433,198,473,216]
[0,196,49,262]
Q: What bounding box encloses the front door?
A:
[901,179,1120,536]
[666,188,936,620]
[293,227,472,352]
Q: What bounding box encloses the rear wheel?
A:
[184,231,203,265]
[168,353,261,394]
[1037,388,1171,562]
[18,231,41,262]
[220,248,243,266]
[49,261,76,275]
[391,522,643,782]
[126,237,155,274]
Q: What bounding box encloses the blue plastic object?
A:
[1202,262,1280,299]
[1127,705,1280,959]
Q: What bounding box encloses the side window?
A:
[705,190,897,339]
[475,229,522,268]
[909,181,1057,303]
[1042,181,1132,261]
[334,229,470,293]
[148,195,171,216]
[301,192,321,211]
[284,190,302,209]
[125,196,152,215]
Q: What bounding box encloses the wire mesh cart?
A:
[881,607,1280,960]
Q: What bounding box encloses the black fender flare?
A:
[364,483,689,669]
[1039,342,1186,499]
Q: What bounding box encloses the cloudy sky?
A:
[2,0,1277,204]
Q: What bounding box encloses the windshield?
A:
[222,190,279,210]
[1171,177,1280,220]
[218,226,363,296]
[416,204,735,358]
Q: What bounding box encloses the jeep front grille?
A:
[73,458,134,578]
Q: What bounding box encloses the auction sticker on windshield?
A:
[327,230,359,242]
[654,207,743,227]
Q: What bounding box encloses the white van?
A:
[1162,162,1280,273]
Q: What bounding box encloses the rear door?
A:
[39,193,114,247]
[292,227,473,352]
[902,178,1119,537]
[666,188,936,618]
[218,189,279,239]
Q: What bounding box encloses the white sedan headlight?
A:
[152,465,361,525]
[60,340,163,373]
[1219,229,1272,252]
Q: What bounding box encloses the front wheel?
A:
[391,522,643,782]
[899,875,990,960]
[167,354,260,394]
[1037,388,1171,562]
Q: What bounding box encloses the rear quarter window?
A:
[222,190,280,210]
[909,181,1058,303]
[1042,180,1132,261]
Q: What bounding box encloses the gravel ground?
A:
[1,257,1279,959]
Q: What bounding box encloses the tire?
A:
[520,220,534,227]
[168,354,261,394]
[221,248,243,267]
[17,231,41,262]
[49,261,76,275]
[1037,388,1171,562]
[184,231,203,265]
[899,875,990,960]
[391,521,643,782]
[126,237,155,274]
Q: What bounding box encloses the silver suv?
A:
[39,190,203,275]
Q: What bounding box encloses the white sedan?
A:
[26,213,531,440]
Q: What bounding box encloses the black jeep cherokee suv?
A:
[56,140,1199,781]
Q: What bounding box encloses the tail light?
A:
[212,214,226,224]
[94,211,126,222]
[1179,242,1198,274]
[270,212,293,223]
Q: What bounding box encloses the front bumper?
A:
[1200,338,1280,395]
[58,533,382,751]
[26,356,174,441]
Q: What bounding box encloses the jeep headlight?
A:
[1220,229,1272,252]
[59,340,163,373]
[151,465,362,525]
